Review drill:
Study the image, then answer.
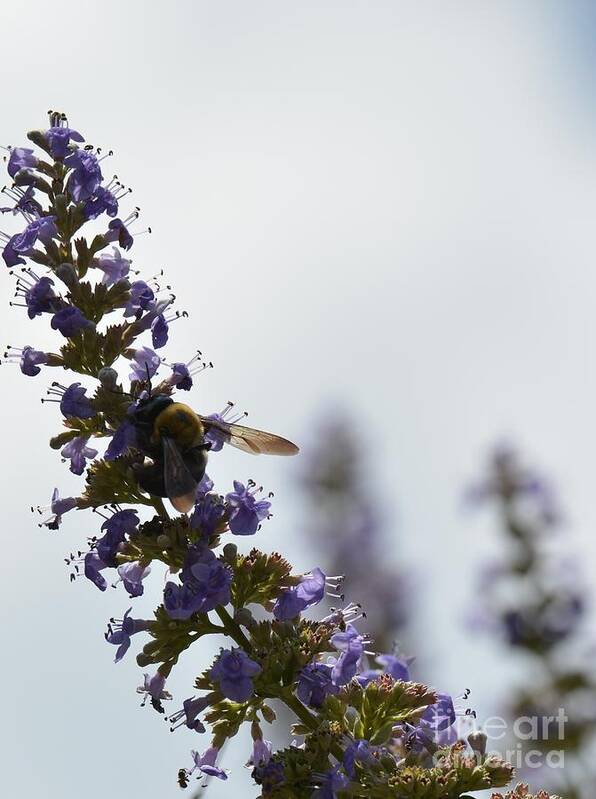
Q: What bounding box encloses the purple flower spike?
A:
[225,481,271,536]
[210,647,262,703]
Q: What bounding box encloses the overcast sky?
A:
[2,2,596,797]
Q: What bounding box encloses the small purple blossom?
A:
[187,747,227,781]
[164,547,232,620]
[105,419,137,460]
[96,509,139,565]
[83,185,118,220]
[7,147,38,178]
[297,662,339,708]
[84,552,109,591]
[106,217,133,250]
[64,149,102,202]
[59,382,95,419]
[3,216,57,267]
[343,740,376,779]
[129,346,160,382]
[151,314,169,348]
[330,624,366,686]
[23,275,60,318]
[169,696,210,733]
[167,362,192,390]
[61,435,98,475]
[137,672,172,709]
[51,306,94,337]
[123,281,154,317]
[45,126,84,158]
[94,247,130,286]
[312,767,350,799]
[17,345,48,376]
[250,739,272,767]
[225,481,271,536]
[117,561,150,597]
[39,487,77,530]
[105,608,151,662]
[273,567,326,621]
[210,647,262,703]
[189,492,226,537]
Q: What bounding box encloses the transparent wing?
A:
[199,416,299,456]
[162,436,197,513]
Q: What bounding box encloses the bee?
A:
[130,394,298,513]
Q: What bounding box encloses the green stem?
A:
[215,605,253,652]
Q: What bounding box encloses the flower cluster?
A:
[468,444,596,798]
[4,113,546,798]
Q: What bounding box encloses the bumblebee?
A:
[130,394,298,513]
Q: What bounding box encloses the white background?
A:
[1,1,595,796]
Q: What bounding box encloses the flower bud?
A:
[261,704,276,724]
[468,730,487,756]
[223,542,238,562]
[98,367,119,389]
[55,262,79,289]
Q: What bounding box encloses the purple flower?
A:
[330,625,365,686]
[273,568,326,621]
[357,652,412,687]
[96,509,139,565]
[117,561,150,597]
[168,362,192,390]
[151,314,168,348]
[210,647,262,702]
[225,481,271,535]
[105,419,137,460]
[23,275,60,318]
[65,149,102,202]
[84,552,109,591]
[137,672,172,709]
[105,608,151,662]
[18,345,48,376]
[419,693,456,735]
[129,347,160,382]
[59,382,95,419]
[61,435,98,475]
[51,306,94,337]
[1,186,42,216]
[45,126,84,158]
[164,547,232,620]
[187,747,227,781]
[94,247,130,286]
[249,739,272,767]
[124,281,155,317]
[203,413,229,452]
[3,216,58,267]
[106,218,133,250]
[297,662,339,708]
[38,487,77,530]
[169,696,209,733]
[83,185,118,220]
[189,492,226,537]
[7,147,38,178]
[312,767,350,799]
[343,740,376,779]
[253,760,285,791]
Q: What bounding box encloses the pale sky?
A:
[1,2,596,797]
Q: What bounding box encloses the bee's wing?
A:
[199,416,299,456]
[161,436,197,513]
